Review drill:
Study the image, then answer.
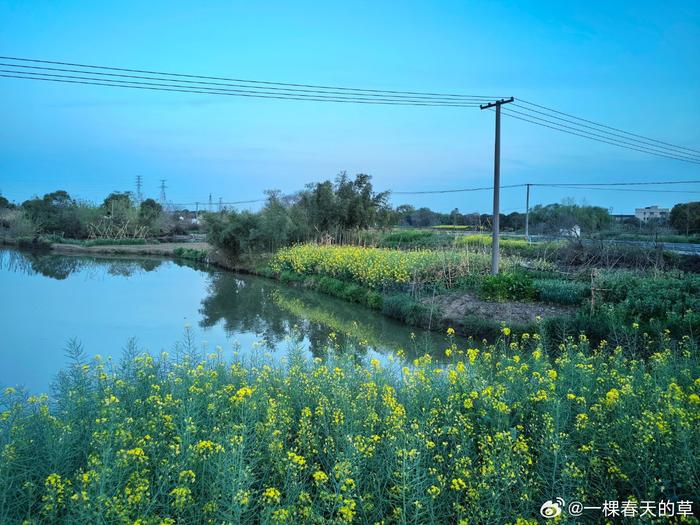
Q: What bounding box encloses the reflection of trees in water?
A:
[0,248,164,280]
[199,272,364,357]
[199,272,442,359]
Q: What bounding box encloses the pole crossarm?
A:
[479,97,515,110]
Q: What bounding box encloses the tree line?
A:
[2,175,699,248]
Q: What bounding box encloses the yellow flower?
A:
[312,470,329,483]
[605,388,620,405]
[501,327,511,336]
[427,485,441,497]
[447,327,455,335]
[262,487,282,505]
[450,478,467,491]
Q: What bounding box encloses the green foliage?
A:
[172,247,208,262]
[0,195,14,209]
[529,202,612,234]
[479,272,537,301]
[16,236,53,251]
[381,230,435,244]
[204,210,259,257]
[365,290,383,310]
[381,293,431,326]
[138,198,163,232]
[1,333,697,524]
[670,201,700,235]
[596,272,700,337]
[205,174,393,256]
[21,191,100,239]
[534,278,590,305]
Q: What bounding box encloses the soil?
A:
[423,291,575,327]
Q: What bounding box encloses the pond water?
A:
[0,248,445,392]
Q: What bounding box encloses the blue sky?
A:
[1,0,698,214]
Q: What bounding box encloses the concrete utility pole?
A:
[480,97,514,275]
[525,183,531,243]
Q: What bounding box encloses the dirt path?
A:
[50,242,211,256]
[424,291,574,327]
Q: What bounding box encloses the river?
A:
[0,248,445,392]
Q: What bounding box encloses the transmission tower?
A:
[159,179,167,205]
[135,175,143,204]
[208,194,213,212]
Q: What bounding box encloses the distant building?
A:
[612,214,636,223]
[635,205,669,223]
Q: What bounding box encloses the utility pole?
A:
[480,97,514,275]
[208,194,213,212]
[218,197,222,212]
[525,183,531,242]
[135,175,143,205]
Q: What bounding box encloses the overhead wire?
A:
[517,98,700,156]
[0,73,484,107]
[498,109,700,164]
[2,55,698,164]
[0,55,499,101]
[501,107,700,162]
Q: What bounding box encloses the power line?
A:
[393,183,525,195]
[0,62,495,104]
[517,98,700,156]
[499,109,700,164]
[502,107,700,162]
[2,55,697,165]
[511,102,700,158]
[533,179,700,187]
[0,55,500,101]
[533,184,700,194]
[0,72,485,108]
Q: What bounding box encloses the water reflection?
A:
[1,248,164,279]
[199,271,442,358]
[1,248,445,391]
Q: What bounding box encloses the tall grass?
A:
[1,331,698,524]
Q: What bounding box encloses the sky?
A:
[1,0,699,214]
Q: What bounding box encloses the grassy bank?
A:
[267,244,700,344]
[1,332,697,524]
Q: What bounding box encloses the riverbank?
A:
[17,239,700,347]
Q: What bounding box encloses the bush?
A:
[172,247,208,262]
[534,278,590,305]
[381,293,431,326]
[16,236,52,251]
[479,272,536,301]
[365,290,383,310]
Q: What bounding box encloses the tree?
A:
[670,202,700,235]
[102,192,134,225]
[0,195,13,209]
[138,198,163,231]
[21,190,89,238]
